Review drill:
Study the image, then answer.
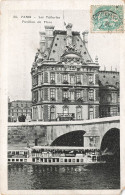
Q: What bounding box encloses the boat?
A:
[8,146,106,165]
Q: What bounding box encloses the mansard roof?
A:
[99,71,119,88]
[48,32,93,63]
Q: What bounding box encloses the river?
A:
[8,163,120,189]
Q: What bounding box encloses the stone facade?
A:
[99,71,120,117]
[31,23,119,121]
[31,24,100,121]
[8,100,32,122]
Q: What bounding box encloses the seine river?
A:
[8,163,120,189]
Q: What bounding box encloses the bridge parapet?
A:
[8,116,120,127]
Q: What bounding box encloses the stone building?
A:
[31,23,120,121]
[99,71,120,117]
[8,100,32,122]
[31,24,100,121]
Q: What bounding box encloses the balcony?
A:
[62,97,71,103]
[76,81,82,85]
[76,97,83,103]
[50,97,56,101]
[50,80,55,84]
[89,81,94,85]
[63,80,69,84]
[57,113,75,121]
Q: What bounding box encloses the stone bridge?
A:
[8,116,120,150]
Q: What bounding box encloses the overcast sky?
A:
[8,10,120,101]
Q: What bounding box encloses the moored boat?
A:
[8,146,106,165]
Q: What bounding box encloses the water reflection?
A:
[8,163,120,190]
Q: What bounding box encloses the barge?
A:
[8,146,106,165]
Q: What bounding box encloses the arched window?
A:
[89,107,93,119]
[50,106,56,121]
[76,106,82,120]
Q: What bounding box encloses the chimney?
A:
[95,55,98,63]
[66,23,73,46]
[35,138,38,146]
[82,30,89,48]
[45,25,55,48]
[39,31,46,53]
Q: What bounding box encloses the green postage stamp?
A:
[91,5,124,33]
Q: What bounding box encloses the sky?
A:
[8,10,120,101]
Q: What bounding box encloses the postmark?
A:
[91,5,124,33]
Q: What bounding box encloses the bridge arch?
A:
[100,128,120,160]
[51,130,86,146]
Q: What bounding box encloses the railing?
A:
[62,98,71,102]
[57,113,75,121]
[50,80,55,84]
[50,98,56,101]
[62,80,69,84]
[99,111,120,118]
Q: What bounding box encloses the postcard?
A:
[0,0,125,195]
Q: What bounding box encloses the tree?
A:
[18,114,26,122]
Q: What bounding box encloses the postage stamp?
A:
[90,5,124,33]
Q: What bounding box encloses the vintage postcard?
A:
[0,0,125,195]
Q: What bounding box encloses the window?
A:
[63,91,68,98]
[33,76,38,86]
[76,75,81,83]
[63,74,68,81]
[50,106,56,120]
[111,107,118,116]
[44,72,48,83]
[89,107,94,119]
[89,90,94,100]
[63,106,69,114]
[76,106,82,120]
[107,94,112,102]
[89,75,93,83]
[50,73,55,83]
[70,75,74,84]
[76,90,81,99]
[50,88,55,99]
[33,91,38,102]
[112,92,117,103]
